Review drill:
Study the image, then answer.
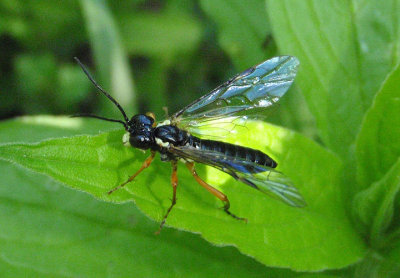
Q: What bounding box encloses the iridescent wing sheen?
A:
[171,56,299,139]
[170,145,306,207]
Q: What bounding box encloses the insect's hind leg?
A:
[185,162,247,223]
[156,160,178,234]
[108,151,156,194]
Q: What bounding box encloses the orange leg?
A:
[108,151,156,194]
[156,160,178,234]
[185,162,247,222]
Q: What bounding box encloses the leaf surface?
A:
[0,116,290,277]
[356,63,400,188]
[0,117,366,271]
[266,0,400,159]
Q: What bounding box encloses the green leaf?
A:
[266,0,361,157]
[377,241,400,277]
[201,0,270,69]
[353,158,400,246]
[266,0,400,158]
[351,242,400,277]
[79,0,135,116]
[0,116,120,144]
[356,63,400,189]
[353,0,400,108]
[0,116,298,277]
[0,162,279,277]
[0,117,365,271]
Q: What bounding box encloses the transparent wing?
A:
[170,145,306,207]
[171,56,299,139]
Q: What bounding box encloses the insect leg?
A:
[156,160,178,234]
[185,162,247,222]
[107,151,156,194]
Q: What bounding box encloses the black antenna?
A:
[70,113,127,128]
[74,57,130,124]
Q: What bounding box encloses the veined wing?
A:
[171,56,299,139]
[170,145,306,207]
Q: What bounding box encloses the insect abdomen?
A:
[188,136,277,168]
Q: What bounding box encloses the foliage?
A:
[0,0,400,277]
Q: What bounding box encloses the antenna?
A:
[74,57,130,124]
[70,113,127,128]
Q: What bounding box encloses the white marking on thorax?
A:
[155,137,170,148]
[156,120,171,127]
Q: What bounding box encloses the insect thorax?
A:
[154,124,188,149]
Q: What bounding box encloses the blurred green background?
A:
[0,0,315,137]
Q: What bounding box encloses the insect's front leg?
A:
[156,160,178,234]
[185,162,247,222]
[108,151,156,194]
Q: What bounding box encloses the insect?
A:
[74,56,306,233]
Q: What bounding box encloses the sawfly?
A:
[74,56,305,232]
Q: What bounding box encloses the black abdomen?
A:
[187,135,277,168]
